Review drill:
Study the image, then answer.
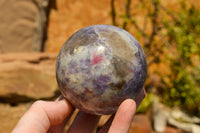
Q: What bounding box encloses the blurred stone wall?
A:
[0,53,58,132]
[0,0,111,132]
[0,0,53,132]
[0,0,50,53]
[45,0,112,52]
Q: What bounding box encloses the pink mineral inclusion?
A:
[92,52,103,65]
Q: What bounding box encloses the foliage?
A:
[136,93,155,113]
[111,0,200,116]
[162,2,200,116]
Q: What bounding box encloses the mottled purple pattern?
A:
[56,25,147,115]
[97,75,111,83]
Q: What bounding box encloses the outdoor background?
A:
[0,0,200,132]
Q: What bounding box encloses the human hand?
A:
[12,89,145,133]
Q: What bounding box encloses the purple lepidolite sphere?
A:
[56,25,147,115]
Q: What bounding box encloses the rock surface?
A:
[45,0,112,52]
[0,53,58,103]
[0,103,31,133]
[0,0,50,53]
[0,52,59,132]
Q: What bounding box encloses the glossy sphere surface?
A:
[56,25,147,115]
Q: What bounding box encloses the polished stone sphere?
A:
[56,25,147,115]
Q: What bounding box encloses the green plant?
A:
[137,93,155,113]
[111,0,200,116]
[162,2,200,116]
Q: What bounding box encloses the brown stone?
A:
[0,53,58,103]
[129,114,152,133]
[0,0,50,53]
[45,0,112,52]
[0,103,31,133]
[45,0,200,53]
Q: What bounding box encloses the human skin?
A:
[12,89,145,133]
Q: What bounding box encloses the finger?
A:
[12,99,74,133]
[135,88,146,108]
[67,111,100,133]
[47,116,70,133]
[108,99,136,133]
[48,95,74,133]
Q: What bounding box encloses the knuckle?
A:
[32,100,45,108]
